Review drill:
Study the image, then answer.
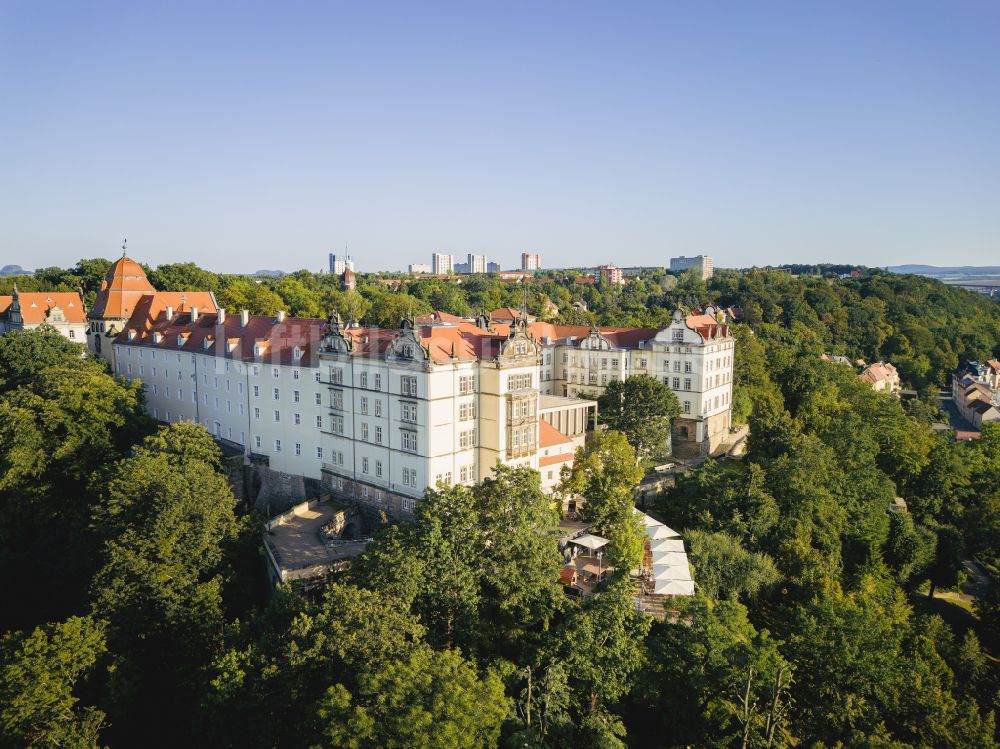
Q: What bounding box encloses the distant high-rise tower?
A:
[329,253,355,275]
[521,252,540,271]
[669,255,713,280]
[467,254,488,274]
[432,253,454,275]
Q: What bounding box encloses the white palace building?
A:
[88,256,734,518]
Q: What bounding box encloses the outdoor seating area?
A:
[560,533,612,594]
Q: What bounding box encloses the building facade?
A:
[522,252,541,271]
[329,254,355,275]
[432,253,454,275]
[597,264,624,286]
[467,254,488,274]
[409,263,432,274]
[670,255,714,280]
[514,307,735,458]
[0,288,88,341]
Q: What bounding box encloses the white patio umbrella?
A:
[651,550,689,566]
[649,539,685,553]
[652,563,692,581]
[646,524,681,540]
[654,578,695,595]
[571,534,610,551]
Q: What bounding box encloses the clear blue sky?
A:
[1,1,998,273]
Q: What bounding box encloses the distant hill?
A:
[889,264,1000,277]
[0,264,28,276]
[252,269,285,278]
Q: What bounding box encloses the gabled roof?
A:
[859,361,899,384]
[0,292,87,325]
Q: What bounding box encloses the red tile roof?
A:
[539,419,573,448]
[540,453,573,467]
[859,361,899,384]
[0,292,86,325]
[116,310,324,366]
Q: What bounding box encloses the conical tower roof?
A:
[89,255,156,319]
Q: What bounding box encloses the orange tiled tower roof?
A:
[89,255,157,319]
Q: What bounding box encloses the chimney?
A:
[191,307,199,322]
[240,309,249,328]
[217,308,226,324]
[165,306,173,321]
[276,310,286,323]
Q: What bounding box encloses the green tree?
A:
[0,616,107,749]
[0,327,87,392]
[90,423,240,746]
[313,644,509,749]
[685,530,781,602]
[597,375,680,464]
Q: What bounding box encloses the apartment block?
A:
[670,255,714,280]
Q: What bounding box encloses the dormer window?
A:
[153,333,162,344]
[401,344,414,358]
[127,329,136,341]
[293,346,302,361]
[672,330,684,343]
[177,334,185,347]
[226,339,238,353]
[254,344,263,357]
[203,337,213,350]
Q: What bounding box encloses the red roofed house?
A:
[0,287,88,342]
[859,361,901,395]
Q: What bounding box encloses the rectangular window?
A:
[315,371,321,383]
[361,423,369,441]
[331,367,343,384]
[674,361,681,372]
[401,402,418,423]
[255,435,262,449]
[292,369,300,380]
[376,460,383,477]
[254,407,261,420]
[294,413,301,425]
[684,378,691,390]
[293,390,300,403]
[374,399,383,417]
[374,373,381,390]
[362,457,369,474]
[458,375,474,394]
[273,410,280,422]
[684,361,692,373]
[332,415,344,434]
[401,430,417,453]
[315,392,322,405]
[360,372,368,388]
[332,390,344,410]
[361,397,368,415]
[315,415,323,428]
[316,446,323,459]
[401,376,417,396]
[273,387,279,400]
[684,401,691,414]
[253,385,260,397]
[673,377,680,389]
[375,425,383,444]
[295,443,301,456]
[274,439,282,452]
[272,367,279,379]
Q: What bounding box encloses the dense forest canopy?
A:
[0,261,998,748]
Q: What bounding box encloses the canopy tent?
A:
[651,551,690,566]
[649,538,686,553]
[654,578,696,595]
[646,524,681,541]
[571,534,610,551]
[653,563,692,581]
